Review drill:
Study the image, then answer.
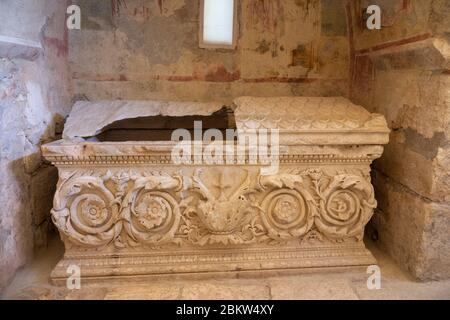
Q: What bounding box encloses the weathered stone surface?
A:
[31,166,58,226]
[65,287,109,300]
[0,0,47,44]
[269,276,359,300]
[72,78,349,106]
[5,237,450,300]
[62,97,390,144]
[372,171,450,280]
[0,35,42,61]
[234,96,389,145]
[366,71,450,202]
[0,1,71,291]
[180,282,270,300]
[419,202,450,280]
[63,100,225,139]
[349,0,450,280]
[434,146,450,203]
[105,284,181,300]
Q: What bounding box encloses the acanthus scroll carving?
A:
[305,170,377,241]
[51,174,122,247]
[121,173,183,246]
[259,174,316,240]
[51,168,377,248]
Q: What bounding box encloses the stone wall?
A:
[348,0,450,280]
[0,0,71,290]
[69,0,350,103]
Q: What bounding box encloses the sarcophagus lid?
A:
[60,97,389,146]
[234,97,389,145]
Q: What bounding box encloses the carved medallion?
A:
[51,176,121,247]
[314,174,377,240]
[122,175,182,245]
[260,187,315,240]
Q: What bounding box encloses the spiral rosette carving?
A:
[315,174,377,240]
[122,176,181,245]
[260,189,314,240]
[51,176,121,247]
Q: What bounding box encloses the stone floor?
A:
[1,236,449,300]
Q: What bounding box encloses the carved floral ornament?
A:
[51,168,376,248]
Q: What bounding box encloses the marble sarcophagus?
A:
[42,97,389,283]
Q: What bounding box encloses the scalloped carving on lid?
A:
[234,97,389,132]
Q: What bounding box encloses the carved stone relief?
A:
[51,167,376,250]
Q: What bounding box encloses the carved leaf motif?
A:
[181,170,263,246]
[191,170,215,201]
[67,184,82,197]
[314,173,376,241]
[179,196,194,208]
[338,175,363,189]
[260,173,303,190]
[50,168,378,250]
[144,175,181,190]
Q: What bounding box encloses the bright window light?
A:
[201,0,236,48]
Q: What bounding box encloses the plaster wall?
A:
[69,0,351,103]
[0,0,72,290]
